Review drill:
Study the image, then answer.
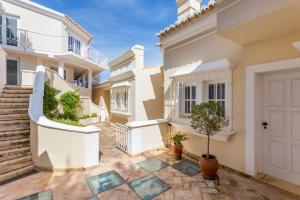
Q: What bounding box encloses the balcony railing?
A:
[0,29,104,65]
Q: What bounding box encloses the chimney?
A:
[176,0,201,21]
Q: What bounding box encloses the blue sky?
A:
[32,0,178,80]
[32,0,209,81]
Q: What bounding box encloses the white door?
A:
[263,71,300,186]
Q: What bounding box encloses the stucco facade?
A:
[93,45,164,124]
[158,0,300,186]
[0,0,105,97]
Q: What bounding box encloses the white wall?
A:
[0,48,7,90]
[0,0,90,54]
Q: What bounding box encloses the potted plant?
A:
[191,102,227,179]
[170,132,189,160]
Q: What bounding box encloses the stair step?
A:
[0,155,32,168]
[0,147,31,157]
[0,93,30,98]
[2,89,32,94]
[0,120,30,126]
[0,114,29,121]
[0,108,28,115]
[0,124,30,133]
[0,138,29,147]
[0,130,30,137]
[0,142,30,151]
[4,85,32,90]
[0,134,29,142]
[0,98,29,103]
[0,103,29,109]
[0,151,31,162]
[0,162,34,182]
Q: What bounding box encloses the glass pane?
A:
[6,17,17,46]
[218,101,225,117]
[192,86,196,100]
[185,101,190,114]
[68,36,74,51]
[185,86,190,99]
[208,84,215,99]
[6,60,18,85]
[217,83,225,99]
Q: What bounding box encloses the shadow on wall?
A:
[110,115,128,125]
[37,151,54,170]
[143,72,164,120]
[159,123,171,148]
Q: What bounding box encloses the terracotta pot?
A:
[173,143,183,160]
[199,154,219,179]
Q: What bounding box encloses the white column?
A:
[88,70,93,89]
[58,62,65,79]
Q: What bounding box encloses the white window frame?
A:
[68,34,82,55]
[111,87,129,114]
[174,73,232,131]
[0,14,20,47]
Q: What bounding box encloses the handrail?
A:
[29,65,99,133]
[1,29,105,65]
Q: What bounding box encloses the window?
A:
[111,88,129,113]
[63,70,67,80]
[68,35,81,55]
[208,83,225,116]
[178,82,196,118]
[6,17,17,46]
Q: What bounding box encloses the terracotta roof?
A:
[156,0,217,38]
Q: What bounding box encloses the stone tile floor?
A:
[0,121,299,200]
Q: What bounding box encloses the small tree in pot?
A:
[170,132,189,160]
[191,102,227,179]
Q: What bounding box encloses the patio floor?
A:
[0,121,299,200]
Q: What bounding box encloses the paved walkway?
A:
[0,121,299,200]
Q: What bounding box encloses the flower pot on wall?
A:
[174,143,183,160]
[199,154,219,179]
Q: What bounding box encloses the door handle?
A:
[262,122,268,129]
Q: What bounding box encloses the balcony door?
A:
[0,15,18,46]
[6,59,19,85]
[6,17,17,46]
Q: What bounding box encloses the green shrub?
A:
[59,91,82,120]
[91,113,97,118]
[52,118,84,127]
[43,82,60,118]
[82,114,90,119]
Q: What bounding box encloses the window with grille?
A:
[208,83,226,117]
[111,88,129,113]
[178,83,196,118]
[68,35,81,55]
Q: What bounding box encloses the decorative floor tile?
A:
[86,170,125,195]
[136,158,168,173]
[129,175,171,200]
[17,190,52,200]
[172,159,201,177]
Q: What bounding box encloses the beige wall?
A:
[92,88,110,118]
[135,67,164,121]
[163,29,300,173]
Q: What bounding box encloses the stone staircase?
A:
[0,85,35,184]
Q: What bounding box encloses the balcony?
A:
[0,29,105,65]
